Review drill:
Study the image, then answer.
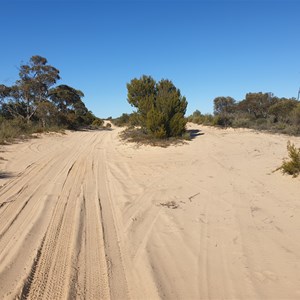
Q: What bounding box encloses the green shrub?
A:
[92,118,104,127]
[212,115,232,127]
[188,110,203,124]
[129,112,142,126]
[268,99,298,123]
[252,118,269,130]
[112,113,130,127]
[191,115,202,124]
[127,76,187,139]
[146,109,167,138]
[169,113,187,137]
[281,125,300,136]
[0,118,26,143]
[231,117,251,128]
[201,114,215,125]
[0,118,65,144]
[182,132,191,140]
[278,141,300,177]
[272,122,287,131]
[292,104,300,126]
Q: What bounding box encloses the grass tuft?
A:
[277,141,300,177]
[120,127,188,147]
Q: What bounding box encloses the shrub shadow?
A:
[0,172,13,179]
[77,126,113,132]
[187,129,204,139]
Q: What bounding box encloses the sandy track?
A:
[0,131,121,299]
[0,125,300,299]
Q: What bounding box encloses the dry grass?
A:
[159,201,179,209]
[0,119,64,145]
[120,127,189,147]
[277,141,300,177]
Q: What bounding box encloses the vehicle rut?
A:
[0,130,127,299]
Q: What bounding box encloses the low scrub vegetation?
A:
[0,55,97,144]
[0,117,64,144]
[277,141,300,177]
[91,118,104,128]
[188,93,300,136]
[120,127,190,147]
[111,113,132,127]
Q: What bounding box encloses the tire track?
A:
[0,131,112,299]
[95,136,129,300]
[20,235,46,300]
[22,134,102,299]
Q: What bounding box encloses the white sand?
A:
[0,124,299,299]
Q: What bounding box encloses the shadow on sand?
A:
[0,172,13,179]
[187,129,204,139]
[77,126,113,132]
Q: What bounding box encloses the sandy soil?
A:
[0,124,300,299]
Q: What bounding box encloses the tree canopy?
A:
[189,91,300,135]
[0,55,96,129]
[213,96,236,115]
[127,75,187,138]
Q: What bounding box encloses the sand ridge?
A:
[0,124,300,299]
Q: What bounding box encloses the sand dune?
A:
[0,124,300,299]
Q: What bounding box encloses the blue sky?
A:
[1,0,300,118]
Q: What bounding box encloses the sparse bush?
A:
[231,117,251,128]
[268,99,298,123]
[182,132,191,140]
[252,118,270,130]
[160,200,179,209]
[92,118,104,127]
[278,141,300,177]
[188,112,215,126]
[272,122,287,131]
[0,117,32,143]
[120,127,187,147]
[291,104,300,126]
[281,125,300,136]
[112,113,131,127]
[191,115,202,124]
[188,110,203,124]
[187,93,300,136]
[0,118,64,144]
[212,114,233,127]
[129,112,142,126]
[201,114,215,125]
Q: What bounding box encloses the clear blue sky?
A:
[1,0,300,118]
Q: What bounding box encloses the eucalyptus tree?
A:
[48,84,90,127]
[237,92,276,119]
[0,55,95,129]
[268,98,298,123]
[6,55,60,123]
[213,96,236,115]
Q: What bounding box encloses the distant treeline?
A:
[3,56,299,144]
[0,55,99,143]
[188,93,300,135]
[112,92,300,136]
